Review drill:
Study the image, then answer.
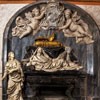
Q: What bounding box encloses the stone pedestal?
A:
[23,71,87,100]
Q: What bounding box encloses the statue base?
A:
[23,70,87,100]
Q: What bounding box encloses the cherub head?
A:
[32,8,40,16]
[8,52,15,61]
[64,9,71,19]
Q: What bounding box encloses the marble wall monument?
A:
[2,0,100,100]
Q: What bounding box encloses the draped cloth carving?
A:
[25,47,82,72]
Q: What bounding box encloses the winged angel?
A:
[12,7,45,38]
[12,0,94,44]
[59,9,94,44]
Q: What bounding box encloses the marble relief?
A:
[12,0,94,44]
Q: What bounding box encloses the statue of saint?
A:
[2,52,24,100]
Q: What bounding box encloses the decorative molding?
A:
[0,0,100,5]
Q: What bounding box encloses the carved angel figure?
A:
[25,7,45,35]
[12,16,32,39]
[12,7,46,38]
[59,9,94,44]
[26,47,82,72]
[2,52,24,100]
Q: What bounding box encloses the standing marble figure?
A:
[2,52,24,100]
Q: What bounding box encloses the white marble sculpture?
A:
[59,9,94,44]
[26,47,82,72]
[2,52,24,100]
[11,0,94,44]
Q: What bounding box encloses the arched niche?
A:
[2,1,100,99]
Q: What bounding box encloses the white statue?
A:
[2,52,24,100]
[25,7,46,35]
[12,7,46,39]
[59,9,94,44]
